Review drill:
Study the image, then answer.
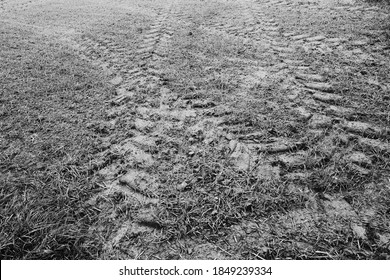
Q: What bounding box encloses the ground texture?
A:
[1,0,390,259]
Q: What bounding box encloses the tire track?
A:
[82,3,188,258]
[227,0,390,242]
[250,0,389,146]
[261,1,390,163]
[183,0,390,249]
[122,7,177,91]
[75,0,389,258]
[73,5,177,95]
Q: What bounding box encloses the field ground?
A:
[1,0,390,259]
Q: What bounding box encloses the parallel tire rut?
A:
[14,0,387,259]
[77,0,390,259]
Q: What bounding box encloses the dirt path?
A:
[1,0,390,259]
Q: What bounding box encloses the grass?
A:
[0,23,112,259]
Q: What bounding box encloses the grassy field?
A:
[1,0,390,259]
[0,23,112,258]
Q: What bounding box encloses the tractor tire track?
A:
[238,0,390,178]
[257,0,390,154]
[69,0,390,258]
[176,0,390,253]
[81,3,190,258]
[221,0,390,246]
